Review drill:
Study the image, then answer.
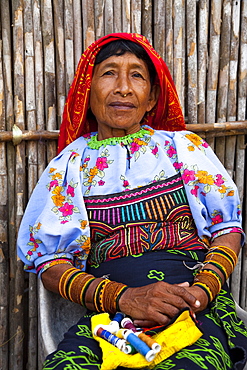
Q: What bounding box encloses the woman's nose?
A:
[114,74,132,96]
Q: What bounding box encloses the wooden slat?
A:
[24,1,38,368]
[113,0,122,33]
[224,1,240,179]
[186,0,197,123]
[238,0,247,311]
[94,0,104,39]
[141,0,152,44]
[41,0,57,162]
[0,2,13,369]
[104,0,114,35]
[0,26,9,370]
[197,0,209,123]
[64,0,74,94]
[131,0,142,34]
[165,0,174,76]
[122,0,131,33]
[11,1,26,369]
[82,0,95,49]
[153,0,166,59]
[53,0,66,125]
[206,0,222,151]
[73,0,83,68]
[173,0,185,113]
[33,0,47,179]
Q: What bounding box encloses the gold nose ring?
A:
[123,94,127,97]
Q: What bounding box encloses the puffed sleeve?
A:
[172,131,245,244]
[17,138,90,276]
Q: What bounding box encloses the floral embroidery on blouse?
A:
[46,152,82,223]
[164,140,177,158]
[152,170,167,183]
[120,175,131,190]
[82,149,114,195]
[185,133,209,152]
[26,223,43,262]
[74,234,91,255]
[180,164,234,200]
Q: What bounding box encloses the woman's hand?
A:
[118,281,201,328]
[178,284,208,313]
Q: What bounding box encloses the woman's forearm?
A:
[41,264,73,293]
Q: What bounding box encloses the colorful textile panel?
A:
[85,174,207,266]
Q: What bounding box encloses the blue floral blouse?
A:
[17,126,244,276]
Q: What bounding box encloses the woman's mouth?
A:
[109,101,135,109]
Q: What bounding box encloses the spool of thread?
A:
[108,312,125,333]
[112,312,125,323]
[121,317,137,332]
[116,329,126,339]
[136,332,161,354]
[94,326,126,352]
[122,329,156,362]
[123,343,137,354]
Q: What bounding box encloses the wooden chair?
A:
[38,279,247,369]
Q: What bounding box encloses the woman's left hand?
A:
[131,282,208,328]
[177,282,208,313]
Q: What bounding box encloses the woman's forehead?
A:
[93,53,150,73]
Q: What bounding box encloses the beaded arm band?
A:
[192,245,238,303]
[58,267,128,314]
[58,267,95,306]
[93,279,128,314]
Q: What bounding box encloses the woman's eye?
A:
[132,72,144,79]
[102,70,114,76]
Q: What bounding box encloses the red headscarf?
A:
[57,33,185,153]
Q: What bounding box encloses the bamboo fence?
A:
[0,1,246,369]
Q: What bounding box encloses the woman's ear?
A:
[147,84,160,112]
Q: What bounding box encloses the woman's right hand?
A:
[118,281,200,327]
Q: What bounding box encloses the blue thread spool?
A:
[123,329,156,362]
[112,312,125,323]
[108,312,125,333]
[94,326,126,352]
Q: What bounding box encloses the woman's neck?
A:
[97,123,141,141]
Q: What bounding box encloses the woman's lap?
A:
[42,309,234,370]
[42,252,247,369]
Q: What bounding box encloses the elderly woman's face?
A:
[90,52,158,137]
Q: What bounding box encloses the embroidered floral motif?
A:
[164,140,177,158]
[152,170,167,183]
[128,135,153,161]
[185,133,209,152]
[80,220,89,230]
[47,152,81,223]
[211,210,223,225]
[82,149,114,195]
[75,235,91,259]
[25,223,43,262]
[120,175,131,190]
[151,144,159,157]
[180,165,234,200]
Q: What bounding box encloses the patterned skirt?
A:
[43,250,247,370]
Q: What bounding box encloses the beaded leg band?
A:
[58,267,128,314]
[192,245,238,302]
